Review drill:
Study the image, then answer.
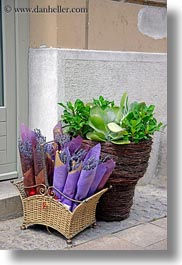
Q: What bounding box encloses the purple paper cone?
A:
[20,123,36,147]
[72,166,97,211]
[68,136,83,155]
[83,143,101,165]
[97,159,116,190]
[87,163,107,198]
[61,166,82,210]
[53,164,68,199]
[53,151,69,199]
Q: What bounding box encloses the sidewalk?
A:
[0,184,167,250]
[71,217,167,250]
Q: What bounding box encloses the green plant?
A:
[58,96,115,138]
[92,96,115,110]
[121,102,163,143]
[86,93,163,144]
[86,105,130,144]
[58,99,91,137]
[58,93,163,144]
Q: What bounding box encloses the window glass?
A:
[0,1,4,106]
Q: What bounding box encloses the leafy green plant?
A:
[86,106,130,144]
[58,99,91,137]
[86,93,163,144]
[92,96,115,110]
[121,102,163,143]
[58,93,163,144]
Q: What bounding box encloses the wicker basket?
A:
[13,180,108,243]
[82,139,153,221]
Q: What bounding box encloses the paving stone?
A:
[71,235,143,250]
[114,223,167,248]
[151,217,167,229]
[144,239,167,250]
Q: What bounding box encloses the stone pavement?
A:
[0,184,167,250]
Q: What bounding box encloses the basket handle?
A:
[22,183,88,203]
[49,186,84,203]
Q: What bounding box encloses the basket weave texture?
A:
[82,139,153,221]
[14,181,108,240]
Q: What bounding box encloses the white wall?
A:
[29,48,167,186]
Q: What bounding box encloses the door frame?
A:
[0,0,29,180]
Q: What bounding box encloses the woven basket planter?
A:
[82,139,153,221]
[13,180,108,244]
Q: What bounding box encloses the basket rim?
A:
[82,138,153,146]
[12,180,109,215]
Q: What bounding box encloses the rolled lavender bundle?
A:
[33,129,47,193]
[71,156,99,211]
[53,122,65,151]
[67,135,83,155]
[53,148,70,200]
[53,121,63,142]
[18,139,36,196]
[71,144,101,211]
[20,123,36,147]
[87,158,115,197]
[60,148,86,209]
[87,163,107,198]
[61,161,82,210]
[97,159,116,190]
[44,143,55,186]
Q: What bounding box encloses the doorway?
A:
[0,0,29,181]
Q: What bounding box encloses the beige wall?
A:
[30,0,167,52]
[30,0,87,49]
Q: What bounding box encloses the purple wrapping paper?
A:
[20,123,36,147]
[53,165,68,199]
[72,167,97,211]
[19,124,36,196]
[83,143,101,165]
[97,159,116,190]
[87,163,107,198]
[53,151,69,200]
[68,136,83,155]
[61,165,82,209]
[71,144,101,211]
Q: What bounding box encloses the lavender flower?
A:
[18,139,33,159]
[44,143,55,161]
[34,128,46,144]
[83,156,99,171]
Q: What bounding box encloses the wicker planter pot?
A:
[82,139,153,221]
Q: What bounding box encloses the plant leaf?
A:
[89,115,109,134]
[109,130,128,140]
[107,122,124,133]
[86,132,106,142]
[111,139,130,145]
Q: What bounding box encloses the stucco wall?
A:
[29,0,167,53]
[29,48,167,186]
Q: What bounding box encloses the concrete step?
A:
[0,180,23,221]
